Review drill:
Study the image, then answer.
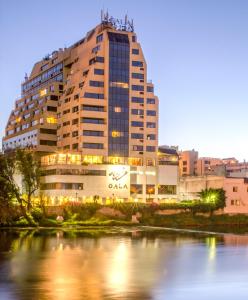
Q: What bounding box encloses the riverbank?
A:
[3,212,248,234]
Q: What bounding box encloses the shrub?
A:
[31,207,43,222]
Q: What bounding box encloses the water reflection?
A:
[0,229,248,300]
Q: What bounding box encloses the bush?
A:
[14,216,30,227]
[31,207,43,222]
[39,218,59,227]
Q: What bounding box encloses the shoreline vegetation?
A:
[1,203,248,234]
[1,150,248,234]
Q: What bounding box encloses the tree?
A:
[16,149,41,211]
[0,152,23,223]
[198,188,226,210]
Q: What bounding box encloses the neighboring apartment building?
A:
[3,14,178,204]
[178,150,198,176]
[178,175,248,214]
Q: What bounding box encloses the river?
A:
[0,227,248,300]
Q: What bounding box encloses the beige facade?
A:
[3,16,158,165]
[178,150,198,176]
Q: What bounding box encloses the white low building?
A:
[39,152,179,204]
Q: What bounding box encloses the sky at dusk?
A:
[0,0,248,160]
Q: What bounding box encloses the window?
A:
[72,118,79,125]
[83,130,104,137]
[132,73,144,79]
[92,45,100,54]
[63,121,70,126]
[147,122,156,128]
[72,131,78,137]
[96,56,104,63]
[233,186,238,192]
[146,146,156,152]
[89,58,95,65]
[40,140,57,146]
[131,109,144,115]
[132,49,139,55]
[83,143,104,149]
[147,110,156,116]
[72,106,79,113]
[65,86,75,96]
[94,68,104,75]
[131,121,144,127]
[132,61,143,67]
[74,94,79,100]
[63,109,70,115]
[131,133,144,139]
[147,134,156,140]
[63,133,70,138]
[84,92,104,99]
[147,86,154,92]
[47,106,57,112]
[64,97,71,103]
[132,97,144,104]
[31,120,38,126]
[40,128,57,134]
[81,118,104,124]
[147,98,155,104]
[158,185,176,195]
[131,184,143,194]
[82,105,104,112]
[96,33,103,43]
[183,167,187,172]
[132,85,144,91]
[132,145,143,151]
[114,107,122,113]
[89,80,104,87]
[146,185,155,194]
[50,95,58,101]
[183,161,187,166]
[72,143,78,150]
[132,36,136,42]
[47,117,57,124]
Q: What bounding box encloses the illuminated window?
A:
[110,82,129,88]
[111,131,123,138]
[39,88,47,97]
[146,185,155,194]
[46,117,57,124]
[82,155,103,164]
[114,107,122,113]
[108,156,124,164]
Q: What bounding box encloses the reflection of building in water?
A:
[223,234,248,246]
[6,233,170,299]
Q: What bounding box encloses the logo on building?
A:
[107,166,129,190]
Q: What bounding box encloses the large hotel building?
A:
[2,14,178,204]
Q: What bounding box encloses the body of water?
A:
[0,227,248,300]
